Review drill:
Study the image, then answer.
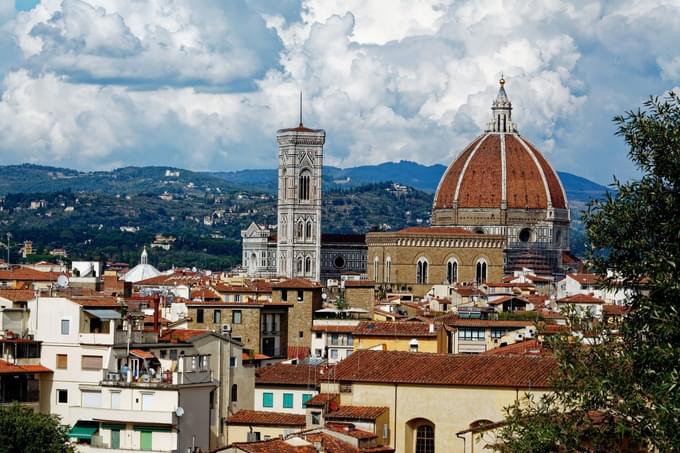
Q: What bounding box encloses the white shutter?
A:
[110,391,121,409]
[141,393,154,410]
[82,390,102,408]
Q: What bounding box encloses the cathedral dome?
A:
[433,80,567,212]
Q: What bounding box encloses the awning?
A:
[69,421,99,440]
[83,309,122,320]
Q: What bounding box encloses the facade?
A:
[320,350,555,453]
[311,322,358,363]
[276,123,325,281]
[271,278,324,355]
[352,321,447,354]
[431,78,570,276]
[367,227,505,297]
[254,363,323,415]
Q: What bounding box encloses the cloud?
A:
[0,0,679,184]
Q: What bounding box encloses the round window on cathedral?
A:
[334,255,346,269]
[519,228,533,243]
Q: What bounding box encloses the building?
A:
[368,227,505,297]
[320,350,555,453]
[352,321,447,354]
[431,77,570,276]
[271,278,324,357]
[122,248,161,283]
[254,362,324,414]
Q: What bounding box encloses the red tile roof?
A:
[70,297,121,308]
[304,393,339,408]
[0,268,63,281]
[352,321,437,337]
[288,346,311,361]
[0,289,35,302]
[557,294,604,304]
[483,339,549,356]
[331,350,556,389]
[229,439,314,453]
[325,423,377,440]
[272,278,323,289]
[129,349,155,360]
[437,315,534,328]
[190,288,221,300]
[603,304,630,316]
[326,406,388,421]
[567,273,601,285]
[242,352,271,361]
[256,362,326,386]
[226,410,306,427]
[158,329,211,342]
[488,295,529,306]
[0,359,52,374]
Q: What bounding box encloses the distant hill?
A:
[213,160,611,206]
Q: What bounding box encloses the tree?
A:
[495,92,680,452]
[0,404,75,453]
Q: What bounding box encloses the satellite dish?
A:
[175,407,184,417]
[57,275,69,288]
[321,293,327,300]
[191,267,197,273]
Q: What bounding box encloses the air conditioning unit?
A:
[221,324,232,336]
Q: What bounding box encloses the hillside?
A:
[0,162,606,268]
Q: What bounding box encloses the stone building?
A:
[271,278,323,357]
[431,77,570,275]
[367,227,505,297]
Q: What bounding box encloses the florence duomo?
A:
[1,1,677,452]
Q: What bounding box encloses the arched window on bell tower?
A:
[299,170,311,201]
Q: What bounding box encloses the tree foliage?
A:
[496,92,680,452]
[0,404,75,453]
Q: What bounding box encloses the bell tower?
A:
[275,100,325,281]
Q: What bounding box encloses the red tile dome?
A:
[433,79,567,211]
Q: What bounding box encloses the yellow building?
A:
[352,321,448,353]
[367,227,505,297]
[320,350,555,453]
[225,410,305,444]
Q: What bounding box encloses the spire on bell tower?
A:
[487,74,517,133]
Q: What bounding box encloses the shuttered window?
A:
[81,355,103,370]
[56,354,67,369]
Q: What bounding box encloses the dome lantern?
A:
[487,75,517,133]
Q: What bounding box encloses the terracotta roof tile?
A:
[129,349,155,359]
[0,359,52,374]
[567,273,601,285]
[483,339,549,356]
[256,362,326,386]
[311,325,356,333]
[331,350,556,388]
[158,329,211,342]
[288,346,311,361]
[227,410,306,427]
[458,133,503,208]
[0,268,63,281]
[343,280,375,288]
[488,295,529,306]
[0,289,35,302]
[603,304,630,316]
[326,406,388,421]
[70,297,121,308]
[352,321,437,337]
[272,278,323,289]
[304,393,339,408]
[325,423,377,440]
[437,316,534,328]
[557,294,604,304]
[434,135,484,209]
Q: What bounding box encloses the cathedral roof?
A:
[433,79,567,211]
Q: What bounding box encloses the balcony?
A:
[79,332,115,345]
[101,355,213,388]
[69,405,174,425]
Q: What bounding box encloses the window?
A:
[297,290,304,301]
[169,349,178,360]
[458,327,485,341]
[385,257,392,283]
[57,389,68,404]
[373,257,379,280]
[56,354,67,369]
[315,332,322,339]
[315,349,323,357]
[416,258,428,284]
[297,222,304,239]
[299,172,310,201]
[81,355,103,370]
[347,335,354,346]
[330,349,338,360]
[281,290,288,302]
[302,393,313,407]
[60,319,70,335]
[476,260,487,284]
[213,309,221,324]
[231,384,238,402]
[296,258,303,273]
[160,350,167,359]
[229,357,237,368]
[311,411,321,425]
[491,328,510,339]
[304,256,311,274]
[283,393,293,409]
[519,228,533,242]
[447,259,458,284]
[196,308,204,324]
[330,334,339,345]
[415,424,435,453]
[141,393,154,410]
[262,392,273,408]
[82,390,102,408]
[299,331,304,339]
[232,310,242,324]
[111,391,121,409]
[306,221,313,240]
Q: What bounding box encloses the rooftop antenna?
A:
[299,91,303,127]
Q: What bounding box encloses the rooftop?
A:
[272,278,323,289]
[256,362,326,386]
[557,293,605,304]
[0,359,52,374]
[330,350,556,389]
[226,410,306,427]
[326,406,388,421]
[352,321,437,337]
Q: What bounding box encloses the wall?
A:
[187,305,262,354]
[344,287,374,314]
[354,333,446,354]
[178,385,214,453]
[325,381,548,453]
[226,424,300,444]
[255,385,317,414]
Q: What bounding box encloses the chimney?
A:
[429,323,435,334]
[153,295,160,334]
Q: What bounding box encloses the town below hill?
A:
[0,162,609,268]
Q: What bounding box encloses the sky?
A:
[1,1,679,184]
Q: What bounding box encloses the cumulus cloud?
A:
[0,0,679,183]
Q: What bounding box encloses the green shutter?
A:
[302,393,313,407]
[263,392,273,408]
[283,393,293,409]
